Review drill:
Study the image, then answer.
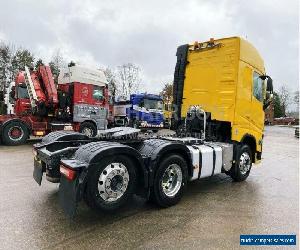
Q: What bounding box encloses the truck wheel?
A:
[129,119,139,129]
[151,154,188,207]
[79,122,97,137]
[85,155,137,212]
[2,121,29,145]
[230,144,252,182]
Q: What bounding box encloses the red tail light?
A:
[60,165,76,181]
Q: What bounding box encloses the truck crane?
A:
[0,65,108,145]
[32,37,273,217]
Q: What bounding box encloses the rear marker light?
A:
[60,165,76,181]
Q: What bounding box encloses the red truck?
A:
[0,65,109,145]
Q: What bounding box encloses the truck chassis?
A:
[33,127,252,217]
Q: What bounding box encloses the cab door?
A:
[250,71,265,133]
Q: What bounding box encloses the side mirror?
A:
[260,75,273,110]
[266,77,273,94]
[260,75,273,94]
[9,86,16,101]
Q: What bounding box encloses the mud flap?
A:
[33,157,44,185]
[59,171,86,218]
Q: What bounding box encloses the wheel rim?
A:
[161,164,182,197]
[98,163,129,202]
[8,126,24,141]
[239,152,251,175]
[82,127,93,137]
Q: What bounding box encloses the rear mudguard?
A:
[59,139,193,217]
[35,130,90,148]
[58,141,147,217]
[33,131,90,185]
[137,139,192,185]
[59,170,87,218]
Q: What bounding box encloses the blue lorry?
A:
[113,93,165,129]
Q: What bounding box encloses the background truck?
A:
[33,37,273,217]
[113,93,165,129]
[0,65,108,145]
[113,96,131,126]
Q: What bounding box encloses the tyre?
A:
[229,144,252,182]
[85,155,137,212]
[150,154,188,207]
[2,121,29,146]
[79,122,97,137]
[129,119,139,129]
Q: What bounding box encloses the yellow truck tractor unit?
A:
[172,36,273,164]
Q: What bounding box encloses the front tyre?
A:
[151,154,188,207]
[230,144,252,182]
[85,155,137,212]
[79,122,97,137]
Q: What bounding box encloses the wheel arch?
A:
[140,140,192,185]
[241,134,256,163]
[74,142,149,188]
[81,120,97,128]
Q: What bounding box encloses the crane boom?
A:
[24,66,38,108]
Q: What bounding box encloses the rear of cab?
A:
[181,37,267,162]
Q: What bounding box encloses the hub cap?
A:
[8,126,24,141]
[239,152,251,175]
[98,163,129,202]
[161,164,182,197]
[82,127,93,137]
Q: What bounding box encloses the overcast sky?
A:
[0,0,298,94]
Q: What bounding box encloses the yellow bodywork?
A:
[181,37,266,159]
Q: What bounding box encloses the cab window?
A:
[253,72,263,102]
[93,86,104,100]
[17,85,29,99]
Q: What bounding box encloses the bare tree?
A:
[49,49,65,84]
[103,67,118,98]
[278,85,291,116]
[117,63,141,97]
[293,90,299,111]
[159,82,173,103]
